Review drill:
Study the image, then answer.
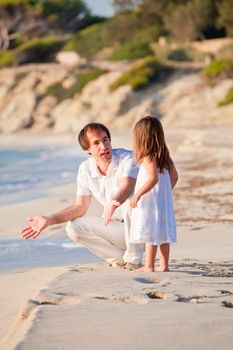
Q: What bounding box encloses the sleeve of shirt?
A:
[76,163,92,196]
[122,153,139,179]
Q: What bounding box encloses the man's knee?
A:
[66,218,88,242]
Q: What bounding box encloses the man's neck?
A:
[97,161,111,176]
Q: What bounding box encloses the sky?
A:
[84,0,115,17]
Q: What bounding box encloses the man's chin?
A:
[101,152,112,162]
[101,156,111,163]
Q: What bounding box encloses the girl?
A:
[130,116,178,272]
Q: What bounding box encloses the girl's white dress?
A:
[130,165,176,245]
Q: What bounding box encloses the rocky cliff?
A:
[0,59,232,134]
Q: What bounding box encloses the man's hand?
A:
[21,216,48,239]
[20,196,92,240]
[104,200,121,225]
[130,194,140,208]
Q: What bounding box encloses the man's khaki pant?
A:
[66,201,144,265]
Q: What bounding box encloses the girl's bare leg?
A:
[136,244,157,272]
[158,243,170,271]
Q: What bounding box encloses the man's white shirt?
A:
[76,148,138,220]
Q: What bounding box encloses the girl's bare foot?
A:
[135,265,154,272]
[157,266,169,272]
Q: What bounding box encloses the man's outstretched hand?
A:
[104,200,121,225]
[21,216,48,239]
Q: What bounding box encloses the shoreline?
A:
[0,128,133,148]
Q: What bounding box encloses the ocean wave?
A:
[0,238,80,257]
[0,145,86,197]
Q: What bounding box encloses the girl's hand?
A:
[130,195,140,208]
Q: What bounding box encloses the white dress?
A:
[130,165,176,245]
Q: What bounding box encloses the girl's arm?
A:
[169,161,178,188]
[130,157,158,208]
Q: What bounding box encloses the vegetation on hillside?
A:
[203,59,233,82]
[0,0,105,52]
[0,50,16,67]
[0,0,233,122]
[203,58,233,107]
[0,0,233,66]
[111,41,153,61]
[16,36,67,63]
[218,86,233,106]
[46,68,106,102]
[110,56,172,91]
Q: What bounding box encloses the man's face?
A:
[86,129,112,165]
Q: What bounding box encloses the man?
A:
[21,123,144,267]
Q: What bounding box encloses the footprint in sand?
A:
[69,266,95,273]
[146,290,168,300]
[219,290,233,296]
[35,292,84,306]
[176,295,202,304]
[203,269,233,277]
[134,277,170,287]
[26,291,150,308]
[111,295,149,304]
[134,277,158,284]
[94,294,148,304]
[222,301,233,308]
[175,290,233,304]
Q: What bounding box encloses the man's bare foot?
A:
[124,262,142,271]
[108,261,126,268]
[157,266,169,272]
[135,265,154,272]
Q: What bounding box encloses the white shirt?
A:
[76,148,138,219]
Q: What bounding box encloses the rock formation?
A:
[0,60,232,134]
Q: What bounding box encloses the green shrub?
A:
[0,51,17,68]
[0,0,27,6]
[203,59,233,80]
[132,24,164,44]
[15,36,67,64]
[110,56,172,91]
[167,48,191,62]
[218,86,233,106]
[69,68,106,94]
[111,41,153,61]
[9,35,24,49]
[63,24,109,59]
[47,68,106,101]
[64,21,161,61]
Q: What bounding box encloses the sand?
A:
[0,123,233,349]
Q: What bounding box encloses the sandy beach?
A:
[0,123,233,349]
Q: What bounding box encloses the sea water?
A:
[0,145,82,205]
[0,143,101,272]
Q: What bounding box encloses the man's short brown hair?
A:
[78,123,111,150]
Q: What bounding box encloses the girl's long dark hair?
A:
[133,116,173,172]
